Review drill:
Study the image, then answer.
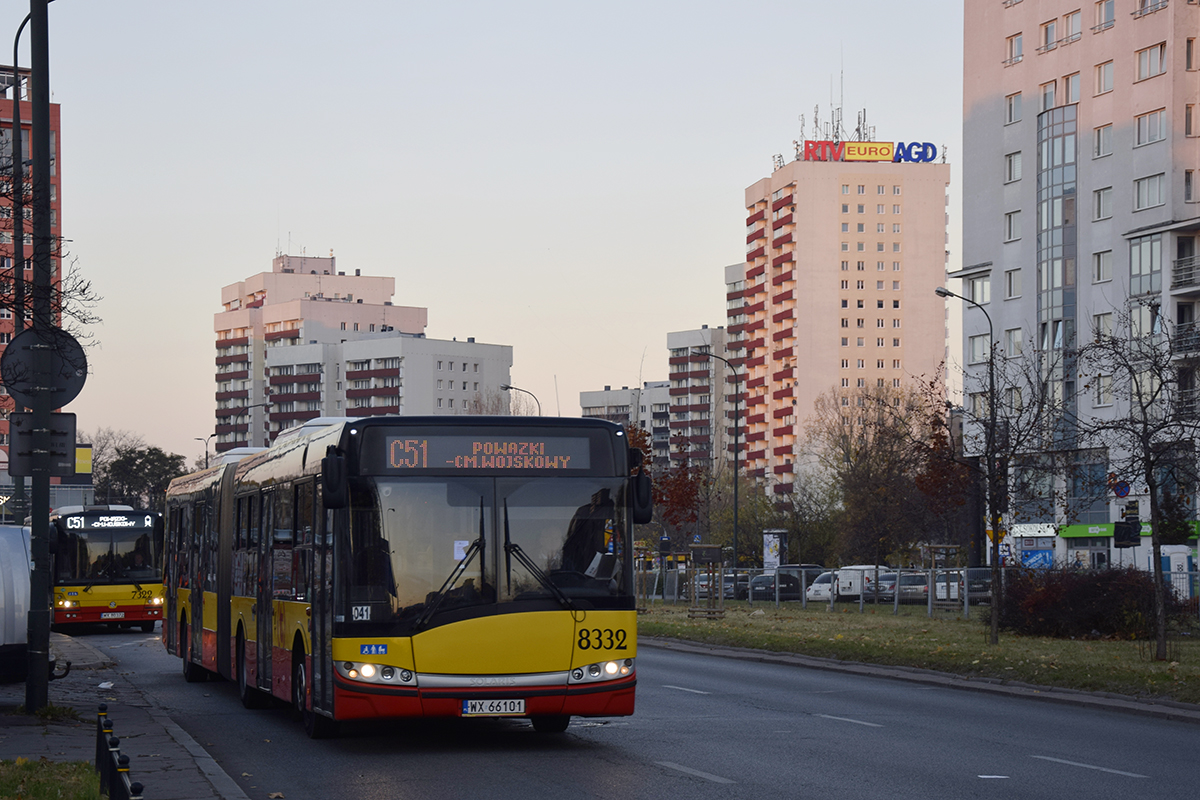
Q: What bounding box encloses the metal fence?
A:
[638,566,1200,620]
[95,704,145,800]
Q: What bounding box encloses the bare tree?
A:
[79,427,146,502]
[1077,302,1200,660]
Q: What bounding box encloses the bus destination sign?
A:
[64,514,157,531]
[384,436,591,472]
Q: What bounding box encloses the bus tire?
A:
[530,715,570,733]
[293,652,336,739]
[140,621,156,633]
[236,631,266,709]
[181,622,206,683]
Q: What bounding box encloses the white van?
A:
[0,525,31,683]
[835,565,887,600]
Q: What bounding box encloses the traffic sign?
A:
[1113,481,1131,498]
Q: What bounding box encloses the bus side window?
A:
[293,482,314,601]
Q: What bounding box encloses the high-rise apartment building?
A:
[1,67,71,504]
[960,1,1198,558]
[666,326,729,469]
[214,254,512,451]
[730,145,951,493]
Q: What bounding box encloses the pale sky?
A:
[5,0,965,464]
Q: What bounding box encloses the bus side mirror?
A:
[322,453,348,509]
[631,471,653,525]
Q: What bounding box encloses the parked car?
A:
[885,572,930,603]
[776,564,825,591]
[749,572,803,601]
[805,571,836,602]
[934,568,992,604]
[694,572,749,600]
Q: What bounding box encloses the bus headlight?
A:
[335,661,417,687]
[569,658,635,685]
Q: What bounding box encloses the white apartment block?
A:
[666,326,730,470]
[214,255,512,449]
[580,381,671,465]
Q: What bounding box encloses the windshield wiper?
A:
[503,500,574,610]
[413,498,487,631]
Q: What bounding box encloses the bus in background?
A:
[49,506,165,632]
[164,416,652,738]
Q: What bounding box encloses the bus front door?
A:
[256,491,274,691]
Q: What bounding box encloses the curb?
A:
[640,636,1200,725]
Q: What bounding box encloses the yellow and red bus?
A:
[49,506,165,632]
[164,416,651,737]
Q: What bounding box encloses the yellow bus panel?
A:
[413,611,576,674]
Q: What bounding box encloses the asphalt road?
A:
[80,628,1196,799]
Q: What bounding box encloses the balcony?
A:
[746,246,766,261]
[1171,255,1200,293]
[264,328,300,341]
[1132,0,1168,20]
[348,406,400,417]
[771,252,794,267]
[770,194,793,212]
[1176,388,1200,418]
[1175,321,1200,355]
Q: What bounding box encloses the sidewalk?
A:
[0,633,248,800]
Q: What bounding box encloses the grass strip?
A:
[0,757,101,800]
[638,601,1200,705]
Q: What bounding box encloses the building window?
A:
[1094,0,1114,30]
[1137,43,1166,81]
[969,335,990,364]
[1040,19,1056,52]
[1040,81,1056,111]
[1093,186,1112,220]
[841,184,849,194]
[1094,375,1113,406]
[1063,10,1082,42]
[1005,92,1023,123]
[1063,72,1080,103]
[1005,269,1022,298]
[967,275,990,305]
[1189,37,1196,70]
[1006,33,1024,64]
[1135,109,1165,146]
[1093,124,1112,157]
[1005,328,1023,356]
[1094,61,1113,94]
[437,361,443,370]
[841,223,849,232]
[857,185,865,194]
[1093,250,1112,282]
[1004,211,1021,242]
[1005,152,1022,182]
[1134,173,1165,210]
[1093,312,1113,340]
[1129,234,1162,295]
[1188,170,1196,203]
[1188,105,1196,136]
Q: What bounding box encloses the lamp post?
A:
[935,285,1003,645]
[234,402,271,448]
[500,384,541,416]
[692,350,740,572]
[194,434,216,469]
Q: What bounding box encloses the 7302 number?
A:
[577,628,627,651]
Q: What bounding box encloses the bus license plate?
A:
[461,699,524,717]
[101,612,125,620]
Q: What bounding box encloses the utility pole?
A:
[25,0,52,713]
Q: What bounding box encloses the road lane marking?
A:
[662,685,711,695]
[978,775,1010,779]
[656,762,735,784]
[815,714,883,728]
[1030,756,1148,778]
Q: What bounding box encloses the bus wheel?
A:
[181,622,206,683]
[293,653,336,739]
[140,621,156,633]
[530,715,570,733]
[236,632,266,709]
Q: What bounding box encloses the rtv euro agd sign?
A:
[800,140,938,163]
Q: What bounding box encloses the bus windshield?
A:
[343,477,630,632]
[55,525,163,584]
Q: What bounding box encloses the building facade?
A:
[214,255,512,450]
[580,381,671,465]
[960,0,1199,564]
[666,326,730,469]
[729,149,951,493]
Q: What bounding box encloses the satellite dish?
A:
[0,327,87,409]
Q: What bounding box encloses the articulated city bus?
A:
[164,416,651,737]
[49,506,165,632]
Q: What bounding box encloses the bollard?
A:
[93,707,147,800]
[94,705,109,773]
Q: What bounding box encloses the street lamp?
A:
[230,402,271,448]
[691,350,741,572]
[935,285,1003,644]
[195,434,216,469]
[500,384,541,416]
